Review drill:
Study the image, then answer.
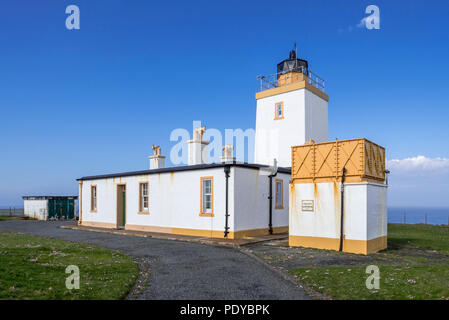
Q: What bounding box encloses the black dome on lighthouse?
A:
[277,47,309,75]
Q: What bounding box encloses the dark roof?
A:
[23,196,78,200]
[77,162,291,181]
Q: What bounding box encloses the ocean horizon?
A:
[2,205,449,226]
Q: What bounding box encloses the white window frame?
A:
[200,177,214,216]
[139,182,149,213]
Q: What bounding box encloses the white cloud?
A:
[387,155,449,172]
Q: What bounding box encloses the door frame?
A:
[116,183,126,228]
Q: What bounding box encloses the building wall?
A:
[80,166,289,238]
[255,88,328,167]
[305,90,329,143]
[233,167,289,234]
[24,199,48,220]
[81,167,226,233]
[289,182,387,254]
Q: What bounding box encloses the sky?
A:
[0,0,448,207]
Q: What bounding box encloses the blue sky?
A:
[1,0,448,207]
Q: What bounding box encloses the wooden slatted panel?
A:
[291,138,385,183]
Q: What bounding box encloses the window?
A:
[274,102,284,120]
[200,177,213,216]
[139,182,149,213]
[91,185,97,212]
[275,179,283,209]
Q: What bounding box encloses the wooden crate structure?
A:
[291,138,386,184]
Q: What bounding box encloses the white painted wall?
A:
[24,199,48,220]
[305,90,329,143]
[233,167,289,232]
[80,166,290,235]
[255,88,328,167]
[81,167,230,233]
[289,182,387,241]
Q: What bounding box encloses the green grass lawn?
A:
[0,230,139,299]
[289,224,449,300]
[0,216,32,221]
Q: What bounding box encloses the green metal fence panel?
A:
[48,199,75,219]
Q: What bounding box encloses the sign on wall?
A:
[301,200,314,212]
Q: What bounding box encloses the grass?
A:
[0,230,139,299]
[388,223,449,254]
[0,216,32,221]
[289,224,449,300]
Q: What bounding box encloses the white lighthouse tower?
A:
[254,48,329,168]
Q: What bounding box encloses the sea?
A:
[388,207,449,225]
[1,206,449,225]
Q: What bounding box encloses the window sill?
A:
[199,212,214,217]
[275,206,284,210]
[274,117,284,120]
[138,211,150,215]
[90,210,97,213]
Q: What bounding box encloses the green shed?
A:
[23,196,78,220]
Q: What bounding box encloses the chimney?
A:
[220,145,235,163]
[149,145,165,169]
[187,126,209,165]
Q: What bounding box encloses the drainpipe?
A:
[268,174,278,235]
[224,165,231,238]
[267,159,278,235]
[339,168,347,252]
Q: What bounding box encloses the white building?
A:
[255,50,328,168]
[288,139,388,254]
[77,48,329,239]
[23,196,77,220]
[77,48,387,252]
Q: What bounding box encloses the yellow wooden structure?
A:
[291,138,386,184]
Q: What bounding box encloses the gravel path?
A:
[0,220,309,300]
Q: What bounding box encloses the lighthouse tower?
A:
[254,48,329,168]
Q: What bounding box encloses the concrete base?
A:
[65,224,288,247]
[289,235,387,255]
[80,220,288,239]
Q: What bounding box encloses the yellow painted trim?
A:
[82,221,116,229]
[292,176,386,184]
[124,225,288,239]
[126,224,172,233]
[274,178,284,209]
[233,226,288,238]
[255,80,329,102]
[289,235,387,255]
[200,176,214,217]
[173,226,288,239]
[274,101,284,120]
[138,181,149,213]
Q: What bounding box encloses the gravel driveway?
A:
[0,220,308,300]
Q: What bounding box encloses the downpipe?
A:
[224,165,231,238]
[339,167,347,252]
[268,172,277,235]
